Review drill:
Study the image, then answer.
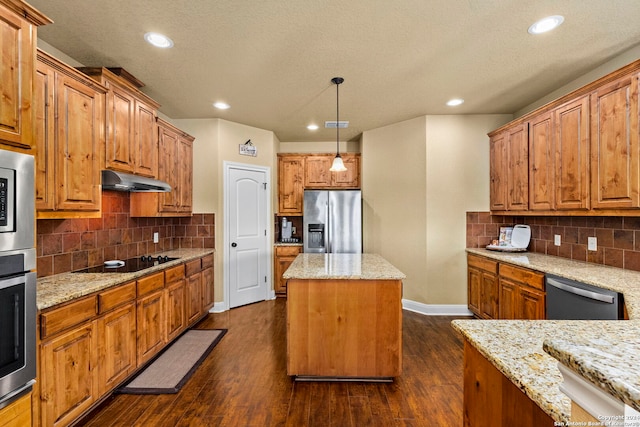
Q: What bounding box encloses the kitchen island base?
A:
[287,278,402,380]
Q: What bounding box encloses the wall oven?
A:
[0,149,36,409]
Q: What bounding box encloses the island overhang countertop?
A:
[282,253,406,281]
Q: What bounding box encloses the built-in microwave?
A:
[0,149,36,409]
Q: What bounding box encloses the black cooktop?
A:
[74,255,180,273]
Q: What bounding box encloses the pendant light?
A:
[329,77,347,172]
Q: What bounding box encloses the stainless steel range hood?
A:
[101,170,171,192]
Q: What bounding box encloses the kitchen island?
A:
[283,253,406,380]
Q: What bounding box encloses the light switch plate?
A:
[153,232,159,244]
[554,235,561,246]
[588,236,597,251]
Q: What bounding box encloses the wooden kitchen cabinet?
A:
[274,245,302,296]
[136,272,166,366]
[528,111,554,211]
[130,118,194,217]
[165,265,187,343]
[498,263,545,320]
[202,255,215,311]
[590,72,640,210]
[506,124,529,211]
[278,154,305,214]
[79,67,160,178]
[185,259,204,326]
[304,153,361,188]
[0,1,50,152]
[0,392,32,427]
[35,50,107,218]
[489,132,508,211]
[467,254,498,319]
[40,322,98,427]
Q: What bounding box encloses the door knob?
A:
[231,242,237,247]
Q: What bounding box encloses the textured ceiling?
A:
[29,0,640,142]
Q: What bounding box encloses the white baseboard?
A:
[210,301,228,313]
[402,299,473,316]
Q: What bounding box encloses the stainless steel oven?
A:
[0,149,36,409]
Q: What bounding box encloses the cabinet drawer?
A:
[276,245,302,257]
[467,254,498,274]
[201,254,214,269]
[137,272,165,296]
[499,264,544,290]
[98,281,136,314]
[40,296,97,339]
[185,259,202,276]
[165,264,185,284]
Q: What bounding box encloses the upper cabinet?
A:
[0,0,51,152]
[130,118,194,217]
[78,68,161,178]
[590,73,640,210]
[35,50,107,218]
[488,60,640,216]
[278,153,361,215]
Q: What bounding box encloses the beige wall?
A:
[173,118,278,306]
[361,114,511,306]
[279,140,360,153]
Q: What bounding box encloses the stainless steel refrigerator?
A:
[303,190,362,253]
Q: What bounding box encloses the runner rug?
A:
[118,329,227,394]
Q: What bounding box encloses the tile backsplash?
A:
[467,212,640,272]
[36,191,214,277]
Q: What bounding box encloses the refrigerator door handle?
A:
[325,199,331,253]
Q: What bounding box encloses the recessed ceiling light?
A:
[446,98,464,107]
[307,124,319,130]
[528,15,564,35]
[213,102,230,110]
[144,32,174,48]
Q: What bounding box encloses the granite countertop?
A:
[282,253,406,280]
[37,248,214,310]
[459,248,640,421]
[274,242,303,247]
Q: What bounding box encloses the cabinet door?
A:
[489,132,508,210]
[134,100,158,177]
[186,273,203,325]
[40,322,98,427]
[591,74,640,209]
[105,82,135,173]
[166,279,186,342]
[55,73,103,212]
[498,279,518,320]
[507,124,529,210]
[97,303,137,395]
[555,96,590,210]
[479,272,498,319]
[467,267,481,317]
[35,60,56,211]
[202,267,214,311]
[304,156,332,187]
[158,124,179,212]
[136,290,166,366]
[528,112,554,210]
[0,6,34,150]
[331,154,360,187]
[275,256,295,295]
[278,156,304,214]
[178,135,193,213]
[519,286,546,320]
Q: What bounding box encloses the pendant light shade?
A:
[329,77,348,172]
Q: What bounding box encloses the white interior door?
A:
[227,164,269,308]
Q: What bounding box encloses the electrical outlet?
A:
[588,236,597,251]
[554,234,561,246]
[291,226,296,234]
[153,232,159,244]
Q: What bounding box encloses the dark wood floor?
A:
[79,299,468,427]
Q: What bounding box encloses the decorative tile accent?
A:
[466,212,640,272]
[36,191,214,277]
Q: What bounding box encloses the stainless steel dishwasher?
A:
[546,274,623,320]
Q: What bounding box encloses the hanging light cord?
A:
[331,77,344,157]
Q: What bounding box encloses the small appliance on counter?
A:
[486,224,531,252]
[281,217,292,239]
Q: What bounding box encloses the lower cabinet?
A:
[467,253,546,320]
[40,322,98,427]
[37,254,214,427]
[0,392,32,427]
[274,245,303,296]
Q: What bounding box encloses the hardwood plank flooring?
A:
[78,299,468,427]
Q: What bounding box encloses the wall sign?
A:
[239,139,257,157]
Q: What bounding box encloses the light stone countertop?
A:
[282,253,406,280]
[37,248,214,310]
[458,248,640,422]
